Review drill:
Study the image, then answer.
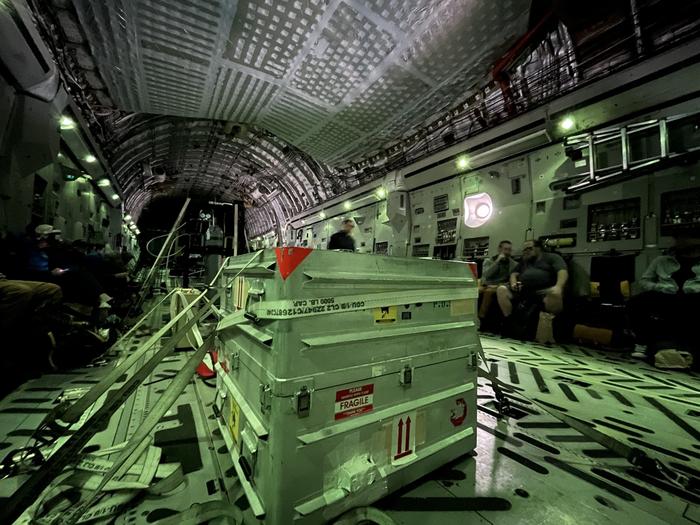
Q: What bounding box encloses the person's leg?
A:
[496,285,514,317]
[542,288,564,314]
[0,280,32,332]
[21,280,62,312]
[479,285,497,319]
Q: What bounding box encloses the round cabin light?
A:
[475,202,491,219]
[84,154,97,163]
[343,200,352,210]
[124,214,132,222]
[319,211,327,219]
[375,187,387,199]
[456,155,470,171]
[111,195,120,200]
[97,179,111,187]
[559,116,575,132]
[464,192,494,228]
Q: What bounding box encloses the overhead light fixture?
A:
[97,179,111,187]
[559,116,575,132]
[59,116,75,130]
[135,229,140,235]
[111,195,120,201]
[343,200,352,210]
[375,187,387,199]
[84,154,97,163]
[57,152,63,159]
[319,211,327,219]
[456,155,470,171]
[124,214,132,222]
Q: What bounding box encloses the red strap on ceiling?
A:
[275,247,313,280]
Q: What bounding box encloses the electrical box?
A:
[215,248,479,524]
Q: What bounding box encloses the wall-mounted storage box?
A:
[587,198,641,243]
[660,187,700,236]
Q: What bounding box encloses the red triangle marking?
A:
[275,247,313,280]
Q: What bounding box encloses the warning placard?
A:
[373,306,397,324]
[391,410,417,465]
[335,384,374,420]
[228,397,241,443]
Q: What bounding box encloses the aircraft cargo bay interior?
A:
[0,1,699,524]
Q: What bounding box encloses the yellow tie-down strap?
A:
[245,287,478,320]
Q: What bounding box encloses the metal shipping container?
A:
[214,248,480,524]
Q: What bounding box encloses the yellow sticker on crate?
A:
[373,306,397,324]
[228,397,241,443]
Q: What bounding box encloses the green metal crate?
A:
[215,248,480,524]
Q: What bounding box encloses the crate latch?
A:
[295,386,311,418]
[259,384,271,414]
[400,365,413,386]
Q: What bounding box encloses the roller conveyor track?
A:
[0,335,698,524]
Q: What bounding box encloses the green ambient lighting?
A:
[559,116,575,131]
[59,116,75,130]
[456,155,470,170]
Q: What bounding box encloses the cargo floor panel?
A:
[0,335,697,523]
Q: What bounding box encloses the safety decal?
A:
[335,384,374,420]
[228,396,241,443]
[274,247,313,280]
[249,288,477,319]
[391,411,417,464]
[373,306,397,324]
[450,397,467,427]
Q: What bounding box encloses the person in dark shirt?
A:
[497,239,568,317]
[328,219,356,251]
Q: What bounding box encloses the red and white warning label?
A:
[334,384,374,420]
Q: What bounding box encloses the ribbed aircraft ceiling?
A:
[69,0,530,166]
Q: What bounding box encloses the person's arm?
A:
[552,269,568,294]
[481,256,498,280]
[639,257,661,292]
[549,254,568,295]
[509,270,520,290]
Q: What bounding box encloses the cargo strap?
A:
[28,443,185,524]
[475,345,697,495]
[0,253,265,525]
[59,335,215,524]
[245,288,477,320]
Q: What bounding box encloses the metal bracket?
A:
[230,352,240,371]
[259,384,272,414]
[399,365,413,386]
[295,386,311,418]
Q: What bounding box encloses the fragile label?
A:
[335,384,374,420]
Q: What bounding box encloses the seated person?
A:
[628,234,700,361]
[24,225,111,311]
[478,240,517,323]
[497,239,568,318]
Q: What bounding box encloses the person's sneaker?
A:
[630,344,647,359]
[654,349,692,370]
